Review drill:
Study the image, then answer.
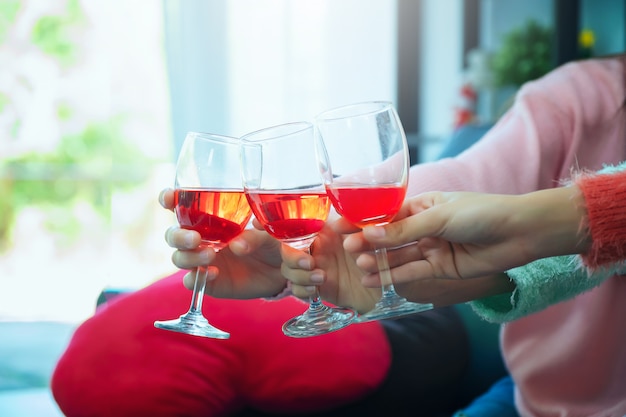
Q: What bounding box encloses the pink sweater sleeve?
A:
[575,165,626,268]
[407,58,626,198]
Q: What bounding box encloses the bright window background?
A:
[227,0,397,135]
[0,0,175,322]
[164,0,397,157]
[1,0,398,324]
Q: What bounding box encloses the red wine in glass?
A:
[175,188,252,249]
[325,184,406,228]
[245,191,329,249]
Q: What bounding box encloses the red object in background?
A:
[453,83,478,129]
[51,270,390,417]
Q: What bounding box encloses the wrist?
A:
[518,185,590,259]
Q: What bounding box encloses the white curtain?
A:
[163,0,398,155]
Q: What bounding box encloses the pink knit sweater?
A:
[408,57,626,416]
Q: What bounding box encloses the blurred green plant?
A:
[0,0,20,45]
[0,117,151,248]
[491,20,554,87]
[0,0,153,250]
[0,92,9,113]
[31,0,85,66]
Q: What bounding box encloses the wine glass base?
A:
[356,297,433,323]
[282,305,357,338]
[154,313,230,339]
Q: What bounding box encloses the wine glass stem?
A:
[308,287,324,310]
[304,246,324,311]
[188,266,208,315]
[374,246,399,298]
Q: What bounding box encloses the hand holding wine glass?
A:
[160,188,286,300]
[154,132,253,339]
[315,101,434,322]
[240,121,356,337]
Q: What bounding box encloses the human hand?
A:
[344,188,588,287]
[279,216,380,314]
[281,213,513,308]
[159,188,286,299]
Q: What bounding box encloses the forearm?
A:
[509,162,626,266]
[470,165,626,323]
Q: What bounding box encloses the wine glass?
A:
[154,132,253,339]
[314,101,434,322]
[240,121,357,337]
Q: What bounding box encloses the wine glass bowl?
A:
[154,132,252,339]
[240,121,356,337]
[324,185,406,228]
[174,188,251,250]
[315,101,434,322]
[244,190,329,250]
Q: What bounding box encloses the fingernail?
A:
[310,272,324,284]
[304,286,317,294]
[158,190,166,207]
[298,258,311,269]
[184,233,196,249]
[366,226,385,238]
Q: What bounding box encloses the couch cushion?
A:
[51,270,390,416]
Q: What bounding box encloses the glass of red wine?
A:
[154,132,252,338]
[314,101,433,322]
[240,121,356,337]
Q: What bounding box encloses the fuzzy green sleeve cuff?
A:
[469,255,622,323]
